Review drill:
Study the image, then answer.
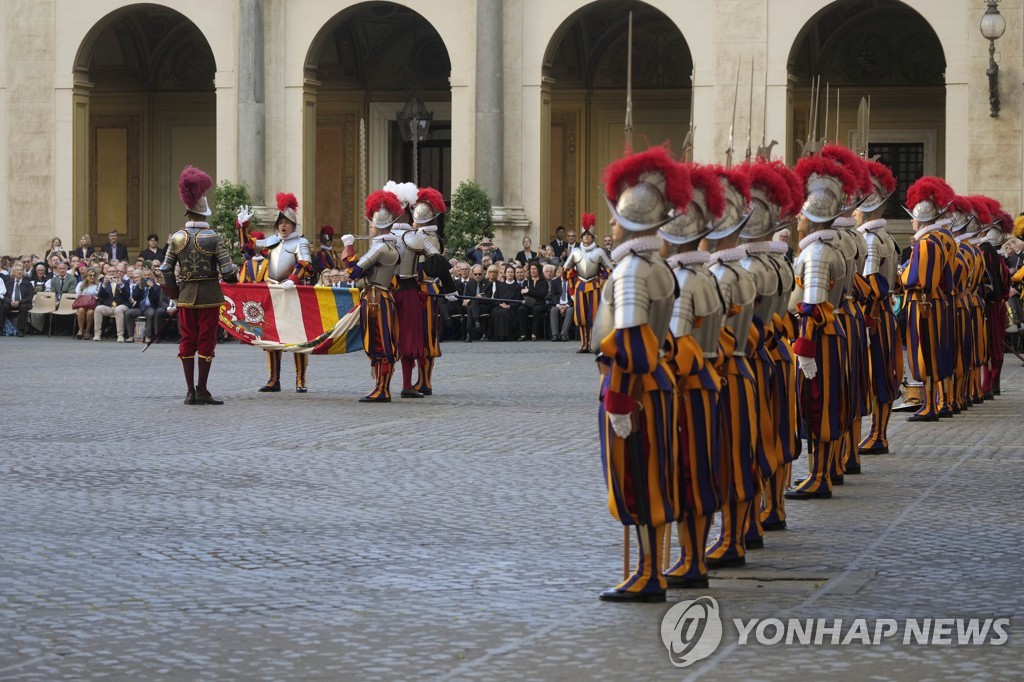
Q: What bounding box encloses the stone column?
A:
[475,0,502,206]
[238,0,265,204]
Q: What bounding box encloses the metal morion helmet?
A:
[365,189,404,229]
[903,177,955,223]
[706,165,753,241]
[602,145,692,232]
[276,192,300,227]
[821,144,873,212]
[411,187,446,224]
[178,166,213,217]
[740,160,797,241]
[794,155,860,224]
[859,160,897,213]
[660,163,717,245]
[946,196,977,234]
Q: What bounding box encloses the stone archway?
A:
[73,3,216,254]
[788,0,946,224]
[304,2,452,236]
[541,0,692,243]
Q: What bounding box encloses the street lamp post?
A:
[396,96,433,185]
[980,0,1007,118]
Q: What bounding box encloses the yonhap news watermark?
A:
[661,597,1011,668]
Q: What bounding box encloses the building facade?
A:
[1,0,1020,257]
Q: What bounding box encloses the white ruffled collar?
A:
[374,233,398,243]
[743,242,774,254]
[666,250,710,267]
[768,242,789,255]
[832,216,857,228]
[799,228,838,250]
[709,246,747,263]
[914,223,940,241]
[580,242,597,252]
[420,225,438,233]
[858,219,887,233]
[611,236,662,262]
[185,221,209,228]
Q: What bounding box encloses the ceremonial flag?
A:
[219,283,363,355]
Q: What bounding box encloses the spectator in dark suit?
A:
[137,234,166,264]
[1,263,35,336]
[514,236,538,265]
[465,238,504,265]
[47,261,77,300]
[461,264,493,341]
[125,269,161,343]
[93,268,131,341]
[544,263,573,341]
[73,234,96,260]
[101,230,129,262]
[491,265,522,341]
[550,226,569,259]
[516,261,549,340]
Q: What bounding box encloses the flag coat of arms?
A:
[219,283,363,354]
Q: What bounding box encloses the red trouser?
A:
[178,306,220,358]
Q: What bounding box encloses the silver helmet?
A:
[740,187,782,241]
[859,175,895,213]
[902,199,948,223]
[605,176,674,232]
[659,189,712,245]
[800,173,845,223]
[705,176,752,241]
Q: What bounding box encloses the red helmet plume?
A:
[602,145,693,211]
[687,164,727,219]
[821,144,872,196]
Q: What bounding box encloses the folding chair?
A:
[49,294,77,335]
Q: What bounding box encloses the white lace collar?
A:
[709,246,747,263]
[666,250,710,267]
[611,235,662,262]
[858,219,887,234]
[914,223,940,241]
[743,242,774,254]
[832,216,857,228]
[580,241,597,252]
[799,228,839,250]
[768,242,789,255]
[185,221,209,228]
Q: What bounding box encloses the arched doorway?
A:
[542,0,692,240]
[73,3,216,253]
[788,0,945,223]
[305,2,452,235]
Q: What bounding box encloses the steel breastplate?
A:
[576,248,603,280]
[268,239,299,281]
[594,251,675,348]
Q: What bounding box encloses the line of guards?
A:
[591,144,1013,602]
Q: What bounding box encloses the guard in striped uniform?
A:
[940,197,981,416]
[237,193,314,392]
[739,160,801,533]
[659,163,723,588]
[901,177,956,422]
[342,191,402,403]
[563,213,614,353]
[704,164,760,568]
[854,161,902,454]
[411,187,456,396]
[785,154,857,500]
[973,206,1012,398]
[594,146,687,602]
[237,231,269,283]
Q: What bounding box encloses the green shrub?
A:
[445,180,493,258]
[211,180,252,264]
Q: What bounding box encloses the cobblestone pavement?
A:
[1,336,1022,680]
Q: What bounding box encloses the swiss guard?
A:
[563,212,614,353]
[594,146,687,602]
[236,193,314,392]
[410,186,455,395]
[785,154,856,500]
[342,190,402,402]
[313,225,342,277]
[854,161,902,454]
[659,162,723,589]
[160,166,239,405]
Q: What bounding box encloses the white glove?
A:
[280,279,296,290]
[798,355,818,380]
[341,234,355,247]
[445,293,459,302]
[608,412,633,439]
[237,205,253,225]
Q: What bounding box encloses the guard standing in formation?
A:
[563,213,614,353]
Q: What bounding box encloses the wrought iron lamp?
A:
[980,0,1006,118]
[396,96,433,184]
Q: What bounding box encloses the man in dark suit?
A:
[550,226,569,259]
[543,263,573,341]
[101,230,129,262]
[125,270,162,343]
[461,264,493,341]
[1,263,35,336]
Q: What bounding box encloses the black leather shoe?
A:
[184,392,196,405]
[295,386,307,393]
[359,395,391,403]
[845,463,861,474]
[707,555,746,569]
[859,445,889,455]
[982,393,994,401]
[745,537,764,550]
[194,392,224,405]
[576,347,590,354]
[417,387,433,396]
[664,574,709,589]
[259,383,281,393]
[599,588,666,603]
[401,389,424,398]
[761,519,788,531]
[831,474,845,485]
[937,409,953,419]
[784,487,832,500]
[907,413,939,422]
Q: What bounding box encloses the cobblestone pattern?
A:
[0,337,1021,680]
